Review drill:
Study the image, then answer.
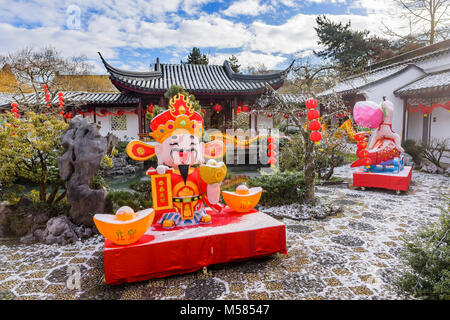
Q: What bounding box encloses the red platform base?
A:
[103,208,286,285]
[353,166,413,192]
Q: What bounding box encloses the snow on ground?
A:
[0,165,448,300]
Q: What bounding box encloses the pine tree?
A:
[185,47,209,65]
[314,15,390,73]
[228,55,241,73]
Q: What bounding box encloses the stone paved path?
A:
[0,166,448,300]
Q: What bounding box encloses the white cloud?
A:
[223,0,273,17]
[0,0,411,73]
[209,51,287,70]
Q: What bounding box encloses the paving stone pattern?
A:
[0,166,448,300]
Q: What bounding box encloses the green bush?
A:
[279,134,304,172]
[402,139,423,165]
[129,180,152,194]
[247,170,306,206]
[107,191,152,213]
[391,196,450,299]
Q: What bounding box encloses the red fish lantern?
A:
[357,149,369,158]
[355,132,366,141]
[357,141,368,150]
[213,104,222,114]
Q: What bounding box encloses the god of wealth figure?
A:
[126,94,226,228]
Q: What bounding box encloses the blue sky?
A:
[0,0,403,73]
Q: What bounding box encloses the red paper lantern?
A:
[268,157,277,165]
[117,110,124,116]
[213,104,222,113]
[147,104,154,114]
[296,111,303,118]
[307,109,319,120]
[267,136,275,144]
[310,131,322,142]
[11,107,19,113]
[283,114,289,119]
[305,98,318,109]
[309,120,321,131]
[59,111,65,115]
[242,105,250,113]
[100,109,107,115]
[267,143,275,150]
[11,102,18,108]
[267,150,277,157]
[58,92,64,97]
[266,112,273,118]
[201,109,206,114]
[67,112,73,119]
[237,107,241,114]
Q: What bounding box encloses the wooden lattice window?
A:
[111,115,127,131]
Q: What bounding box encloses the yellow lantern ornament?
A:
[222,185,262,213]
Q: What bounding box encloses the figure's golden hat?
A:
[149,94,203,143]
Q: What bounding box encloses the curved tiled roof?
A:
[319,64,419,96]
[99,53,292,95]
[395,69,450,96]
[2,92,139,107]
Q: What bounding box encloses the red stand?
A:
[353,166,413,192]
[103,208,286,285]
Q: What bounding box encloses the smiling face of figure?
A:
[155,130,204,167]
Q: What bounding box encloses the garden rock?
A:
[403,153,414,167]
[35,215,79,245]
[100,152,141,176]
[58,116,118,226]
[19,233,37,244]
[421,163,444,174]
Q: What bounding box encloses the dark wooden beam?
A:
[402,98,407,143]
[138,98,143,134]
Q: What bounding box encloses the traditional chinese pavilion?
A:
[75,53,293,140]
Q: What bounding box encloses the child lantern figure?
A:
[126,94,227,228]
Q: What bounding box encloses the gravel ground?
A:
[0,166,448,300]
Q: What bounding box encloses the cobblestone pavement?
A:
[0,166,448,300]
